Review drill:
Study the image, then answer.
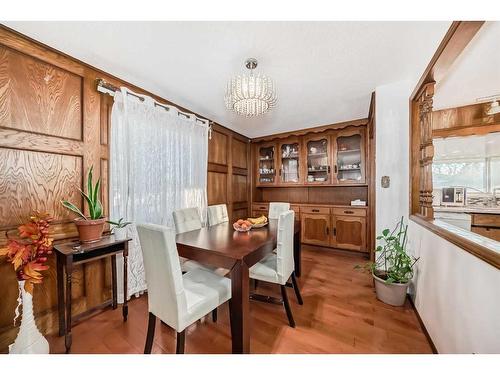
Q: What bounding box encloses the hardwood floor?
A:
[47,245,433,354]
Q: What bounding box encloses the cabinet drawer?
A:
[301,206,330,215]
[471,214,500,228]
[332,207,366,217]
[252,203,269,211]
[471,226,500,241]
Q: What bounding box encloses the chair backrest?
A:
[207,204,229,226]
[173,207,202,234]
[137,223,187,329]
[275,210,295,284]
[269,202,290,219]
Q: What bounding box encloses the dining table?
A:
[175,219,301,354]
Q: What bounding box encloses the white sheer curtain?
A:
[110,87,209,301]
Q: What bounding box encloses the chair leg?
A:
[228,299,234,338]
[280,285,296,328]
[291,272,303,305]
[176,330,185,354]
[144,312,156,354]
[212,308,218,323]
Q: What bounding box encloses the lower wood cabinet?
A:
[331,215,366,252]
[252,202,368,253]
[301,213,331,246]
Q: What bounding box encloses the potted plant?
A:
[0,212,53,353]
[107,218,132,241]
[357,217,419,306]
[61,166,106,243]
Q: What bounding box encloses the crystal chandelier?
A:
[224,58,277,117]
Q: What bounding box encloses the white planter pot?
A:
[9,281,50,354]
[372,273,409,307]
[113,227,127,241]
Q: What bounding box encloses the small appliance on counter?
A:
[441,187,466,206]
[350,199,366,206]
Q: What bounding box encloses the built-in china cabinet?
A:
[251,118,374,255]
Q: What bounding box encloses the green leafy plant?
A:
[61,166,103,220]
[356,217,419,284]
[107,218,132,229]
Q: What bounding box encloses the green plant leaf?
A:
[382,229,390,237]
[93,199,103,220]
[61,200,87,220]
[93,177,100,211]
[87,166,93,202]
[78,187,95,219]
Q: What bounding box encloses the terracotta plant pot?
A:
[372,272,409,307]
[74,217,106,243]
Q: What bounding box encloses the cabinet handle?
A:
[334,165,338,173]
[328,166,331,174]
[344,210,354,214]
[279,168,282,176]
[326,227,329,235]
[333,227,337,236]
[312,209,319,213]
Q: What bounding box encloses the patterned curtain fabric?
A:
[110,87,209,301]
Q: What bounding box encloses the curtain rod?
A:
[95,78,212,126]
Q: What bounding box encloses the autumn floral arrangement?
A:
[0,212,53,294]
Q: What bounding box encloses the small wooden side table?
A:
[54,235,130,353]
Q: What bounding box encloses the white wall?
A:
[375,80,500,354]
[408,221,500,353]
[375,80,412,234]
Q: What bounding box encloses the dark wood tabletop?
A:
[175,220,301,354]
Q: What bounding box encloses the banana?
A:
[247,215,268,225]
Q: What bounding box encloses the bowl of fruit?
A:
[247,215,268,228]
[233,219,252,232]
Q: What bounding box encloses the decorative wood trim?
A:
[251,118,368,143]
[367,92,376,260]
[410,215,500,270]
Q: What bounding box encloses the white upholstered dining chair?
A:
[207,204,229,226]
[172,208,208,273]
[268,202,291,219]
[137,223,232,354]
[249,210,303,327]
[173,207,229,322]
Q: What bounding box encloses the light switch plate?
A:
[381,176,390,188]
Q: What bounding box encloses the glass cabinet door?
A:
[333,129,365,184]
[279,141,300,184]
[306,137,330,184]
[257,144,276,185]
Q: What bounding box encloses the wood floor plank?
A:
[46,245,433,354]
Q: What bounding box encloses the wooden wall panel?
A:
[0,149,83,228]
[208,129,228,166]
[231,138,248,169]
[0,45,82,140]
[207,171,227,205]
[232,174,247,203]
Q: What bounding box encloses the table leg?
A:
[56,252,65,336]
[294,231,301,277]
[64,255,73,353]
[122,244,128,322]
[229,260,250,354]
[111,255,117,309]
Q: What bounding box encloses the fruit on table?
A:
[247,215,268,225]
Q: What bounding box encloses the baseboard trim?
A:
[407,294,438,354]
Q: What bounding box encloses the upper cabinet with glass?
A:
[305,136,331,184]
[257,143,276,185]
[332,129,366,184]
[279,140,301,184]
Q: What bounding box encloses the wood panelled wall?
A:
[208,124,251,221]
[0,26,249,352]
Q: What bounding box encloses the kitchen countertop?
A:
[433,206,500,215]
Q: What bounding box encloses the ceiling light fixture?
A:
[224,58,277,117]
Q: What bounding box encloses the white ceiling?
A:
[434,21,500,111]
[4,21,450,138]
